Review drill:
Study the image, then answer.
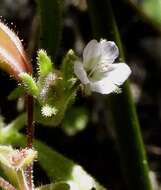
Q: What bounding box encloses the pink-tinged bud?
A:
[0,21,32,80]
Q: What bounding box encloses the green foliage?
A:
[8,86,25,100]
[34,50,78,126]
[0,120,106,190]
[126,0,161,31]
[35,140,106,190]
[36,0,64,59]
[19,73,39,97]
[37,49,54,78]
[34,89,76,126]
[61,50,77,84]
[36,182,70,190]
[6,49,79,127]
[141,0,161,25]
[62,106,89,136]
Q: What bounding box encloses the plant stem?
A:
[17,170,30,190]
[36,0,63,60]
[87,0,152,190]
[0,177,16,190]
[27,95,34,149]
[26,95,34,190]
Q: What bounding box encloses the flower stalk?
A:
[26,95,34,190]
[87,0,153,190]
[0,177,16,190]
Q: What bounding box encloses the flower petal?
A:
[104,63,131,85]
[99,40,119,63]
[90,78,117,94]
[0,22,32,74]
[0,46,25,80]
[83,39,100,67]
[74,61,89,84]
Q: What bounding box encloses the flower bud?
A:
[0,21,32,80]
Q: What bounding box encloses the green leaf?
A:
[36,0,64,59]
[19,73,39,97]
[36,182,70,190]
[34,95,73,126]
[61,50,77,83]
[37,50,53,77]
[126,0,161,30]
[35,141,105,190]
[62,106,88,136]
[6,113,27,131]
[138,0,161,25]
[8,86,25,100]
[143,0,161,23]
[0,115,5,129]
[35,82,77,126]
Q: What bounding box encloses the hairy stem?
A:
[0,177,16,190]
[26,95,34,190]
[27,95,34,148]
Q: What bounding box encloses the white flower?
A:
[74,39,131,94]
